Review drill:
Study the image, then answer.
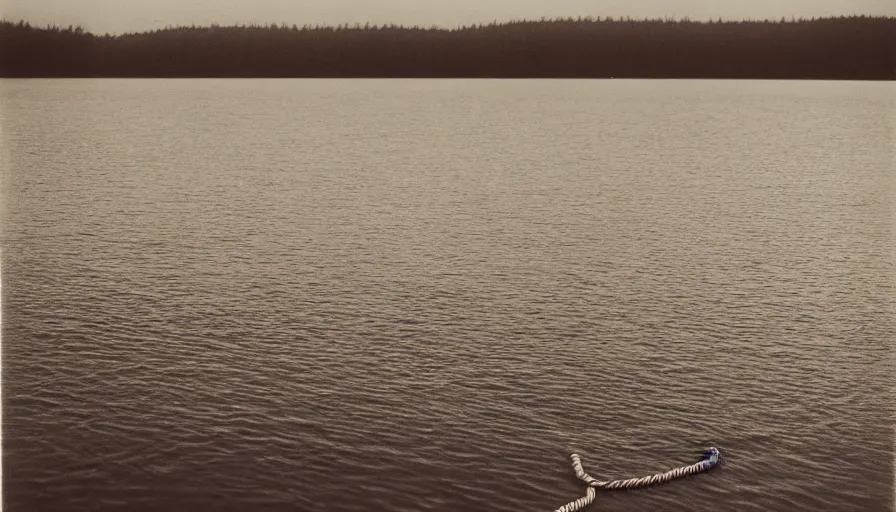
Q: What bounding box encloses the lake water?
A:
[1,79,893,512]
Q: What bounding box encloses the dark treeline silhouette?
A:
[1,16,894,79]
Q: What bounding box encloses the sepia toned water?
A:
[1,79,893,512]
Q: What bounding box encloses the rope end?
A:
[701,447,721,465]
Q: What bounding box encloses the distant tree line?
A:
[1,16,894,79]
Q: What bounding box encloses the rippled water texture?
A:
[2,79,894,511]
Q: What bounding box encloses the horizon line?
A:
[4,14,894,36]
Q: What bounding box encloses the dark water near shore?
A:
[1,79,893,512]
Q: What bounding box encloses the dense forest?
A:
[1,16,894,79]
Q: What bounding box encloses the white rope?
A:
[554,447,721,512]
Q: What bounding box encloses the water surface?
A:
[1,79,893,511]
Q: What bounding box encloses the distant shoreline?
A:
[2,16,894,80]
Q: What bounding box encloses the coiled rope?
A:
[554,447,721,512]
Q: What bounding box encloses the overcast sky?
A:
[3,0,894,34]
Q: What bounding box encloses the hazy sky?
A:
[3,0,894,34]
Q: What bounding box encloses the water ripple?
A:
[2,79,893,512]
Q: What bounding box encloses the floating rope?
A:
[554,447,721,512]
